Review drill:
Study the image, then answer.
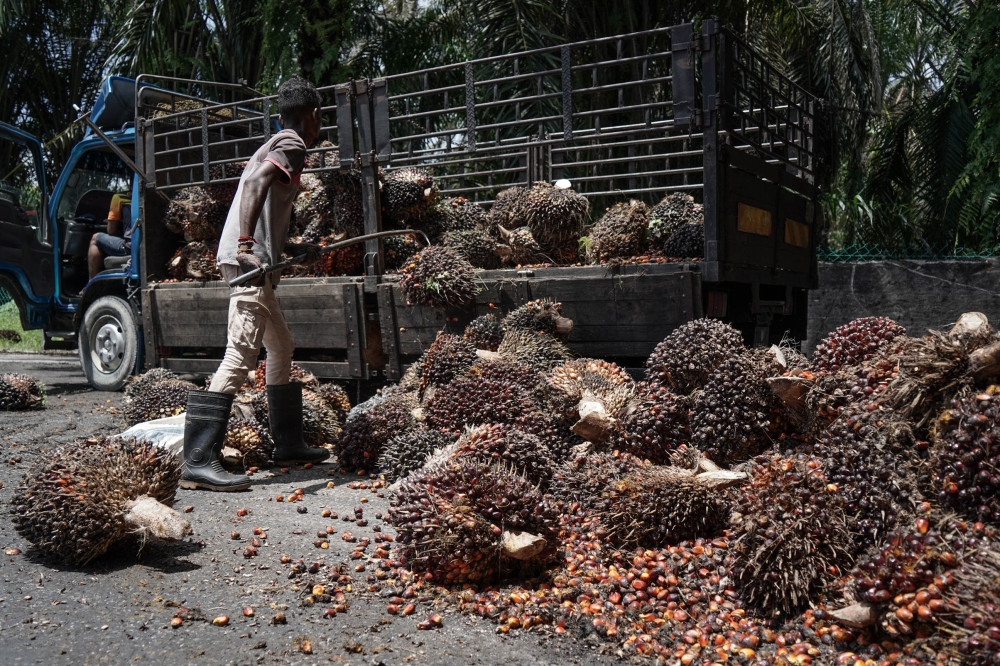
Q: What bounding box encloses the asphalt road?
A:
[0,352,618,666]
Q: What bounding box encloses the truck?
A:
[0,21,819,394]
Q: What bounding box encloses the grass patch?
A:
[0,299,42,351]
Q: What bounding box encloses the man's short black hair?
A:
[277,77,321,122]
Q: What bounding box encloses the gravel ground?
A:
[0,352,617,666]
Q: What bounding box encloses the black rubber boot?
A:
[179,390,251,492]
[268,382,331,465]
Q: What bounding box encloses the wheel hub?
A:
[91,317,125,372]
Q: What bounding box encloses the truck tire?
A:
[78,295,138,391]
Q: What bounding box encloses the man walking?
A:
[181,77,331,492]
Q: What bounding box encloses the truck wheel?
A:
[78,296,138,391]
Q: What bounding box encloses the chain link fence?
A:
[818,244,1000,262]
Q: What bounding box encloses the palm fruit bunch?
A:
[486,185,530,234]
[314,382,351,427]
[501,299,573,337]
[206,160,247,204]
[302,389,342,447]
[616,381,690,464]
[689,355,773,466]
[313,241,363,276]
[383,168,437,224]
[163,187,226,242]
[425,360,545,433]
[377,430,457,484]
[661,220,705,258]
[388,459,559,584]
[439,197,488,233]
[647,192,701,245]
[121,370,197,426]
[645,318,745,394]
[496,225,544,265]
[334,391,419,472]
[441,229,501,269]
[496,329,572,372]
[319,156,366,237]
[295,186,340,243]
[223,417,273,470]
[418,332,478,395]
[524,183,590,256]
[585,199,650,264]
[944,543,1000,663]
[730,455,852,617]
[398,245,478,309]
[383,234,421,271]
[545,358,635,440]
[253,360,320,392]
[450,424,555,487]
[0,373,44,410]
[549,450,646,506]
[167,241,221,281]
[804,355,897,427]
[811,316,907,372]
[930,390,1000,525]
[9,437,189,564]
[463,313,504,351]
[513,410,583,462]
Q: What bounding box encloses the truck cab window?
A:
[56,150,131,223]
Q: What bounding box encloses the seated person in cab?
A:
[87,193,131,279]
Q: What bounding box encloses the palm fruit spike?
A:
[383,168,437,223]
[388,458,559,584]
[524,182,590,253]
[450,423,555,487]
[585,199,650,264]
[122,375,198,426]
[689,355,772,466]
[9,437,191,564]
[730,455,852,617]
[485,185,530,234]
[545,358,635,442]
[645,318,745,394]
[377,430,456,484]
[501,299,573,337]
[616,381,690,464]
[398,245,478,309]
[495,329,573,373]
[425,360,546,433]
[647,192,701,245]
[463,313,504,351]
[223,417,273,470]
[334,392,419,472]
[418,332,478,395]
[812,316,907,372]
[253,361,320,392]
[661,221,705,258]
[496,225,543,265]
[0,373,44,410]
[441,229,501,269]
[314,382,351,427]
[383,234,421,271]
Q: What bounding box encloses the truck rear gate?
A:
[135,21,818,382]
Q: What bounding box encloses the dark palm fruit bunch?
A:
[206,161,247,204]
[297,188,340,243]
[545,358,635,422]
[382,168,437,224]
[10,437,187,564]
[0,373,45,410]
[501,299,572,337]
[931,390,1000,525]
[122,374,197,426]
[514,410,584,462]
[585,199,650,264]
[496,225,544,265]
[616,381,690,464]
[645,318,745,394]
[418,332,479,394]
[851,523,956,607]
[383,234,421,271]
[302,389,342,447]
[450,424,555,487]
[805,355,897,426]
[425,360,546,433]
[334,392,419,471]
[730,455,852,617]
[163,186,226,241]
[548,450,646,507]
[524,183,590,253]
[399,245,478,309]
[496,329,573,373]
[377,430,457,484]
[388,459,559,584]
[314,241,363,276]
[486,186,530,234]
[223,417,273,470]
[253,361,320,392]
[689,356,772,466]
[441,229,501,269]
[661,221,705,258]
[318,160,367,237]
[463,313,505,351]
[812,316,907,372]
[314,383,352,427]
[167,241,221,281]
[945,545,1000,663]
[439,197,488,233]
[647,192,701,245]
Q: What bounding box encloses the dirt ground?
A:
[0,352,618,666]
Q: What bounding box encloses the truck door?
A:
[0,122,55,327]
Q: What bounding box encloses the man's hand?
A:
[235,248,264,287]
[285,242,322,266]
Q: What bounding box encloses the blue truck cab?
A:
[0,76,144,390]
